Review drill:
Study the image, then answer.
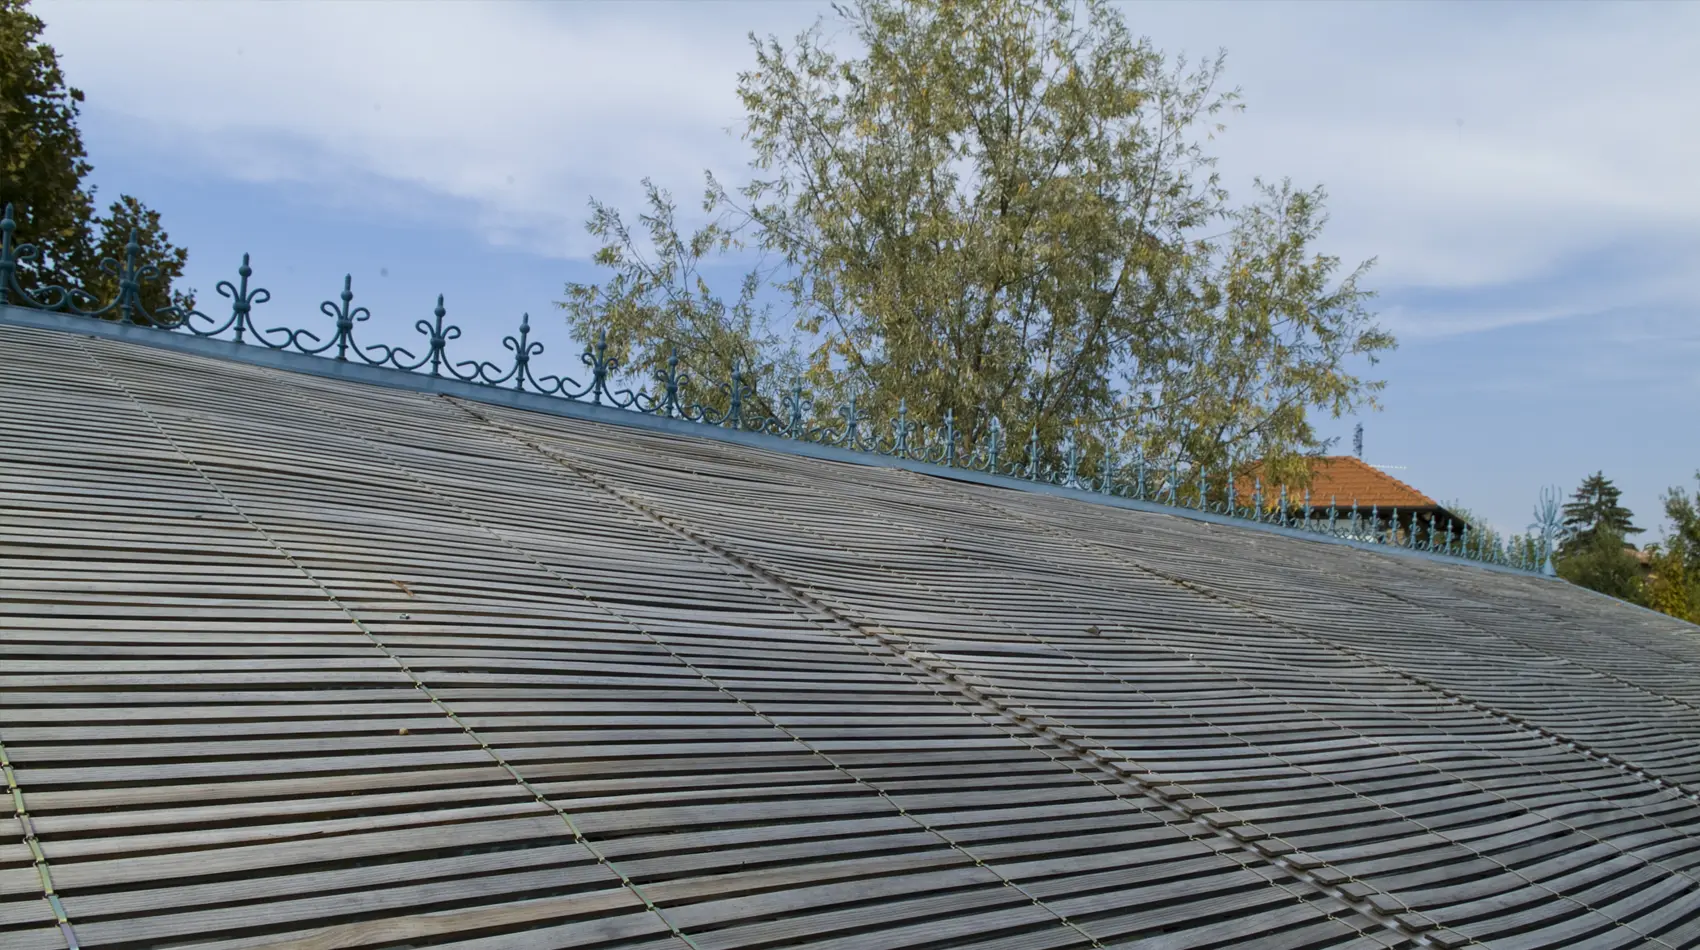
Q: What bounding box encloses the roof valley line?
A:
[0,206,1559,576]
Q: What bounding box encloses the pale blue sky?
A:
[36,0,1698,541]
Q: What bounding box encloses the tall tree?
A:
[1560,471,1641,553]
[562,0,1393,482]
[79,194,192,319]
[0,0,190,320]
[1644,472,1700,624]
[1556,523,1645,605]
[0,0,90,290]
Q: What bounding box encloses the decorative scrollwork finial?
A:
[1530,485,1564,576]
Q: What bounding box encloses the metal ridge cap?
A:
[0,303,1548,580]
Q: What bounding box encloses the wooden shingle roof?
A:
[4,315,1700,950]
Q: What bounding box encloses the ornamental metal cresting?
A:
[0,205,1565,575]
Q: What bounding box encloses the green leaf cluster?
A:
[1534,470,1700,625]
[560,0,1393,475]
[1,0,191,318]
[1643,474,1700,624]
[1555,522,1645,605]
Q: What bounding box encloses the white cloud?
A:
[40,1,821,255]
[1377,264,1700,341]
[1128,1,1700,301]
[38,0,1700,341]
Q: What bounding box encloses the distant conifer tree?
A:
[1560,471,1641,553]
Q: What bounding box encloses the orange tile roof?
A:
[1238,456,1442,510]
[1299,456,1439,508]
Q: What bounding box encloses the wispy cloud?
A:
[41,0,1700,336]
[1122,1,1700,326]
[41,1,820,255]
[1115,2,1700,533]
[1378,262,1700,342]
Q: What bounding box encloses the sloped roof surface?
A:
[4,320,1700,950]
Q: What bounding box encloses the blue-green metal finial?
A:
[409,294,460,377]
[941,409,958,468]
[497,313,542,390]
[1530,486,1564,576]
[0,204,15,306]
[726,365,746,429]
[210,253,271,344]
[324,275,364,361]
[886,399,915,458]
[784,377,807,438]
[583,328,614,404]
[116,229,143,324]
[659,347,685,417]
[837,392,864,448]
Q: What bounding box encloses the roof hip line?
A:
[1,734,80,950]
[434,398,1118,949]
[446,398,1456,949]
[555,393,1694,943]
[254,371,1121,950]
[938,472,1700,818]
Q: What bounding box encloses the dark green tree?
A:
[1556,523,1645,606]
[1560,471,1640,553]
[0,0,90,290]
[1644,472,1700,624]
[81,194,192,318]
[0,0,190,320]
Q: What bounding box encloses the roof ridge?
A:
[0,285,1536,576]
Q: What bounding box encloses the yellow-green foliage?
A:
[561,0,1394,478]
[1644,474,1700,625]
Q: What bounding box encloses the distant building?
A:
[1240,455,1467,541]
